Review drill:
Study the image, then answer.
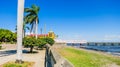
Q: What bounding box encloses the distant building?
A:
[28,31,56,39]
[48,31,56,39]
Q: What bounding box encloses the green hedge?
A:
[0,29,17,43]
[3,61,34,67]
[23,37,55,53]
[44,37,55,46]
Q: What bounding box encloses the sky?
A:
[0,0,120,42]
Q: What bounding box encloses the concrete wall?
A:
[45,43,74,67]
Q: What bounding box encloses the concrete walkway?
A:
[0,44,45,67]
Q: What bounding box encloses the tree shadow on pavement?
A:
[0,50,29,57]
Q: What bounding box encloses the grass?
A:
[57,47,120,67]
[2,61,34,67]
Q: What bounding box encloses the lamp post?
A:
[16,0,25,63]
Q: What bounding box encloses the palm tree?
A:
[15,22,30,38]
[16,0,25,63]
[24,4,40,39]
[23,22,30,38]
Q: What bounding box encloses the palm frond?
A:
[24,8,33,13]
[31,4,40,15]
[24,4,40,34]
[26,26,30,30]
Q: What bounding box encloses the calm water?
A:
[67,43,120,56]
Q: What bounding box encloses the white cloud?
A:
[58,34,85,41]
[105,35,120,39]
[103,35,120,42]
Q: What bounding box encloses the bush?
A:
[0,29,17,43]
[3,61,34,67]
[23,37,55,52]
[45,37,55,46]
[23,37,36,53]
[23,37,47,52]
[36,38,47,48]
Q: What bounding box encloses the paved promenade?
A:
[0,44,45,67]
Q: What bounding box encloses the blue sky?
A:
[0,0,120,42]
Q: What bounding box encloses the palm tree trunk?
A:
[16,0,25,63]
[35,19,38,39]
[30,23,34,35]
[33,23,36,35]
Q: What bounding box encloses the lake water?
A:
[67,43,120,56]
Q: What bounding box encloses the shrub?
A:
[36,38,47,48]
[3,61,34,67]
[0,29,17,43]
[45,37,55,46]
[23,37,36,53]
[23,37,47,52]
[23,37,55,52]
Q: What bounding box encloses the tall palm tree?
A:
[16,0,25,63]
[15,22,30,38]
[23,22,30,38]
[24,4,40,39]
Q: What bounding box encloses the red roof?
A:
[29,34,48,37]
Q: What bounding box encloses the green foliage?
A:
[23,37,47,52]
[3,61,34,67]
[24,4,40,33]
[44,37,55,46]
[36,38,47,48]
[58,47,120,67]
[0,29,17,43]
[23,37,55,52]
[23,37,36,47]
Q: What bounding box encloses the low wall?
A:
[45,43,74,67]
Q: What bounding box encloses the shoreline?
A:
[68,46,120,58]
